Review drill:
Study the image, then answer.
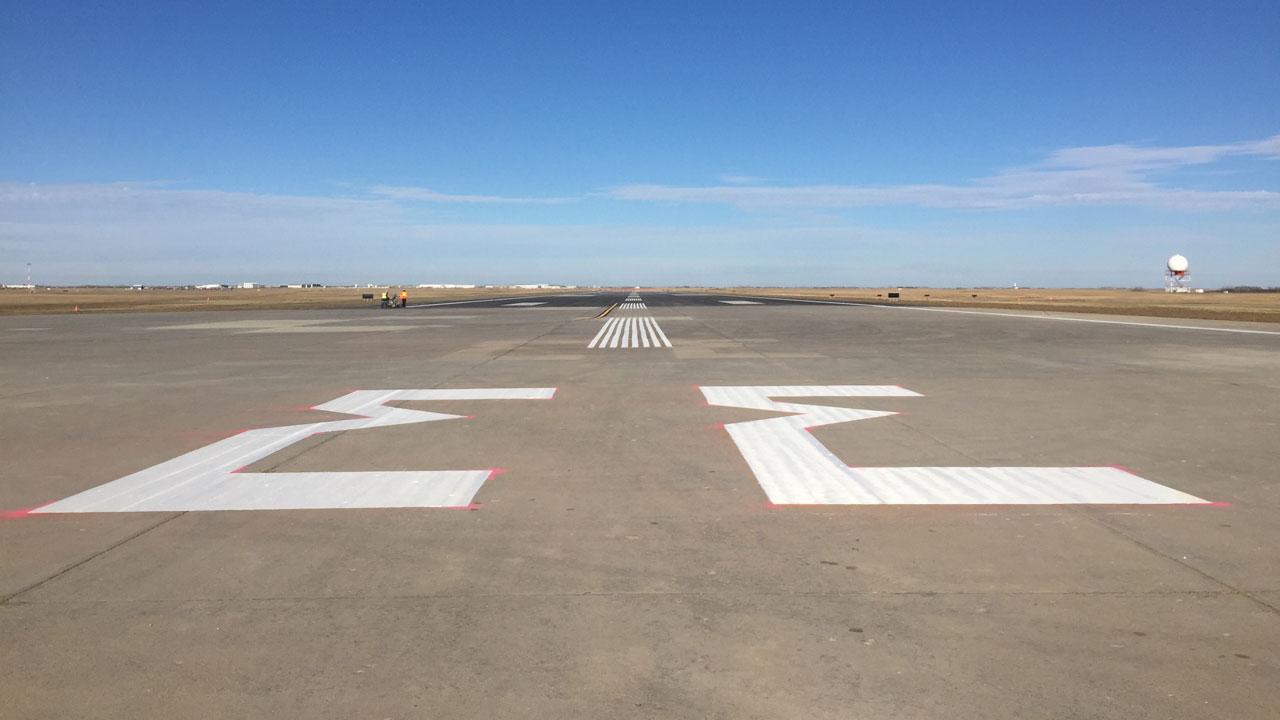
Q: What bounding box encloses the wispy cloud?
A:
[370,185,576,204]
[613,135,1280,211]
[0,182,389,221]
[1042,135,1280,169]
[3,180,1278,286]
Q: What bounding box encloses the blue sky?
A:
[2,1,1278,286]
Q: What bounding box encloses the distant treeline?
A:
[1219,286,1280,293]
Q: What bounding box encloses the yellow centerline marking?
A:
[595,303,618,319]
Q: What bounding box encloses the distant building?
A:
[417,283,477,289]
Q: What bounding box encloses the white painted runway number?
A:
[701,385,1208,505]
[35,388,556,513]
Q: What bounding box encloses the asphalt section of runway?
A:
[2,292,1278,719]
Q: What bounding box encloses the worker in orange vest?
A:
[399,289,408,308]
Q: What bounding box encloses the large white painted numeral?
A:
[700,385,1208,505]
[36,388,556,513]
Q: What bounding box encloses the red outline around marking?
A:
[487,468,510,478]
[1,497,57,519]
[763,501,1224,510]
[262,404,317,413]
[762,499,1223,509]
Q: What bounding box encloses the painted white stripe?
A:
[649,316,673,347]
[719,300,761,305]
[594,318,613,348]
[504,302,547,307]
[702,385,1209,505]
[722,294,1280,337]
[608,317,623,348]
[35,388,556,513]
[588,318,613,348]
[588,314,672,349]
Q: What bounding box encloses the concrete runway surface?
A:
[2,291,1278,719]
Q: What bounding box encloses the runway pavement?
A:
[2,291,1278,719]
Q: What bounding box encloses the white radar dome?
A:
[1167,254,1189,273]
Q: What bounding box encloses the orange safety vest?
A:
[399,291,408,301]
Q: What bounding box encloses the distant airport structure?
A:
[1165,254,1195,293]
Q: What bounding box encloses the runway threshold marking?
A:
[588,316,672,349]
[620,302,648,309]
[701,385,1210,505]
[724,295,1280,337]
[34,388,556,513]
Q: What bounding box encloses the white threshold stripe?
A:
[724,294,1280,337]
[588,315,672,349]
[609,316,624,348]
[648,316,672,347]
[588,319,613,348]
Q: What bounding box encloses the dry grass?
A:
[0,287,564,316]
[5,286,1279,324]
[702,287,1280,324]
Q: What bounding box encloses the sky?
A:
[1,1,1278,287]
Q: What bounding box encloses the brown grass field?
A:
[709,287,1280,324]
[0,287,565,316]
[2,286,1278,323]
